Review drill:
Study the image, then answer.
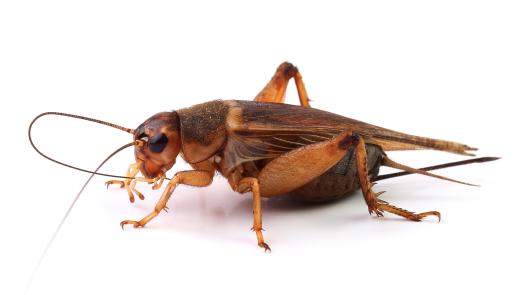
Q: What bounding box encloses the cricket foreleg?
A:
[236,177,271,252]
[106,163,165,202]
[255,61,311,107]
[355,137,441,222]
[120,170,214,228]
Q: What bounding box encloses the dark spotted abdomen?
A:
[286,144,384,202]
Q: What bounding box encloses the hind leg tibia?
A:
[355,137,441,222]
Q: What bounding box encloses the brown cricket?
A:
[30,62,498,252]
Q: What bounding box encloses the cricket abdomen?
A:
[286,144,384,202]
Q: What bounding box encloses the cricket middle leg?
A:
[236,177,271,252]
[254,61,311,107]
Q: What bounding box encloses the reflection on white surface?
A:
[23,153,511,295]
[9,90,516,295]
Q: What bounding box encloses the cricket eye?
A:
[149,133,168,153]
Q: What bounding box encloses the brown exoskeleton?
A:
[100,62,496,252]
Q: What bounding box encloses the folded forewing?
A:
[220,100,475,172]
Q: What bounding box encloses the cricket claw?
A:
[259,242,271,253]
[369,208,384,217]
[106,180,125,189]
[120,220,143,229]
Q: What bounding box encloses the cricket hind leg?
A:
[355,137,441,222]
[257,130,358,197]
[254,62,311,107]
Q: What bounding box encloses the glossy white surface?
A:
[1,1,518,294]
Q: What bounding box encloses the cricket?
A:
[29,62,498,252]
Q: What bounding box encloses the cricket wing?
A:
[220,100,476,172]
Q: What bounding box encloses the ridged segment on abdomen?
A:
[287,144,384,202]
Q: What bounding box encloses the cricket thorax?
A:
[177,100,229,163]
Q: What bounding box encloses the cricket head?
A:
[133,111,181,178]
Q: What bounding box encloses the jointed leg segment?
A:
[120,170,214,228]
[355,137,441,222]
[106,163,144,202]
[232,131,359,251]
[255,62,311,107]
[106,163,166,203]
[237,177,270,252]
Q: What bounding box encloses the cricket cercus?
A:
[31,62,498,252]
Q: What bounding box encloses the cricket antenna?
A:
[33,111,135,134]
[28,112,137,179]
[25,141,136,294]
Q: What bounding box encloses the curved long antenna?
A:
[29,112,136,179]
[34,112,135,133]
[25,141,136,294]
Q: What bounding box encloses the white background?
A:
[1,1,518,294]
